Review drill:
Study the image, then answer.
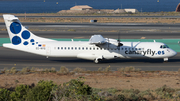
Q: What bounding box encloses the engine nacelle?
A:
[102,54,118,60]
[77,53,98,60]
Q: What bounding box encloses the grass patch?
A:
[1,77,179,101]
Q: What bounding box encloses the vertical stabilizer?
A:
[3,14,53,46]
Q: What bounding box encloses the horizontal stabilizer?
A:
[89,35,106,45]
[3,14,18,21]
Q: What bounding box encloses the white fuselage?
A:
[3,40,177,61]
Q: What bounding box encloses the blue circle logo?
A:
[12,36,21,45]
[10,22,22,34]
[21,30,30,39]
[23,41,29,45]
[30,39,35,42]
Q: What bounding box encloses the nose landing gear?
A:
[163,58,168,62]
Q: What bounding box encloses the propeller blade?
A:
[133,42,141,48]
[131,42,133,47]
[117,31,123,47]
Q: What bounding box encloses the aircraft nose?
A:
[170,49,177,57]
[172,50,177,57]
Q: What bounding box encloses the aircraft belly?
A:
[3,44,47,56]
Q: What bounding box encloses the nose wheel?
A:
[163,58,168,62]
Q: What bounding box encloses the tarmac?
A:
[0,22,180,71]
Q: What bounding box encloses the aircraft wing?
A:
[89,35,106,45]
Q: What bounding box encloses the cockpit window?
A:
[160,45,169,49]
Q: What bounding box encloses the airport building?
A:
[70,5,93,11]
[124,9,139,13]
[59,5,138,14]
[114,8,126,13]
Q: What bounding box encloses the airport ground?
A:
[1,18,180,94]
[0,22,180,71]
[1,12,180,24]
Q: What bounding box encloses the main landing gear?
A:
[94,58,102,64]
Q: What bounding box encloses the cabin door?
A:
[46,46,51,57]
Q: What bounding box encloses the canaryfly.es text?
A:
[125,49,157,56]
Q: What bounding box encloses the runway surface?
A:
[1,15,180,18]
[1,31,180,39]
[0,22,180,71]
[0,22,180,39]
[1,22,180,29]
[0,47,180,71]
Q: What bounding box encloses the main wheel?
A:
[94,59,99,64]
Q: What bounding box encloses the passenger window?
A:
[97,48,98,50]
[68,47,70,50]
[90,48,91,50]
[79,47,81,50]
[58,47,59,50]
[64,47,66,50]
[61,47,63,50]
[86,47,88,50]
[93,48,95,50]
[71,47,73,50]
[75,47,77,50]
[125,48,127,50]
[82,47,84,50]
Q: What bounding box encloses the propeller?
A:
[131,42,140,49]
[117,33,123,47]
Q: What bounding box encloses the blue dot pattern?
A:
[30,39,35,42]
[21,30,30,39]
[23,41,29,45]
[10,22,36,46]
[10,22,22,34]
[12,36,21,45]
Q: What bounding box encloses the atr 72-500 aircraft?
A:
[3,14,177,63]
